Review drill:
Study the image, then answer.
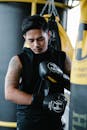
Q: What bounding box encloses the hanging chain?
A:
[40,0,59,17]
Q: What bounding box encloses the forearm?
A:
[5,87,33,105]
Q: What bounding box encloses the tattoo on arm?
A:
[5,56,22,88]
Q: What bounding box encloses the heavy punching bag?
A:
[69,0,87,130]
[0,2,30,130]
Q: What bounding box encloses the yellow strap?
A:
[47,76,57,83]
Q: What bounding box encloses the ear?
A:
[23,34,26,39]
[48,31,51,40]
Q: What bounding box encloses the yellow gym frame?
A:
[0,0,73,15]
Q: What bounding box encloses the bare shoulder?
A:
[5,55,22,83]
[9,55,22,69]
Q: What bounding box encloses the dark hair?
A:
[22,14,48,35]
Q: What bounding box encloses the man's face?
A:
[23,29,49,54]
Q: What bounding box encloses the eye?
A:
[37,37,45,42]
[28,39,34,43]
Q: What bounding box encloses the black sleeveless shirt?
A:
[17,47,66,112]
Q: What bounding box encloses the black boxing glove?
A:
[39,61,63,83]
[43,93,67,116]
[39,61,70,85]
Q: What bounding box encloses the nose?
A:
[34,40,39,47]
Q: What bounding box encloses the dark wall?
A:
[0,2,30,130]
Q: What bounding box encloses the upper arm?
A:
[64,55,71,76]
[5,56,22,90]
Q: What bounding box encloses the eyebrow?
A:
[28,36,44,41]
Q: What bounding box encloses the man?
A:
[5,15,71,130]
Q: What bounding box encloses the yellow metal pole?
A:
[31,1,37,15]
[0,121,16,128]
[0,0,73,9]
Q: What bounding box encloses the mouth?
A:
[33,48,42,53]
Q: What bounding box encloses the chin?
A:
[34,51,42,54]
[33,50,42,54]
[33,49,47,54]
